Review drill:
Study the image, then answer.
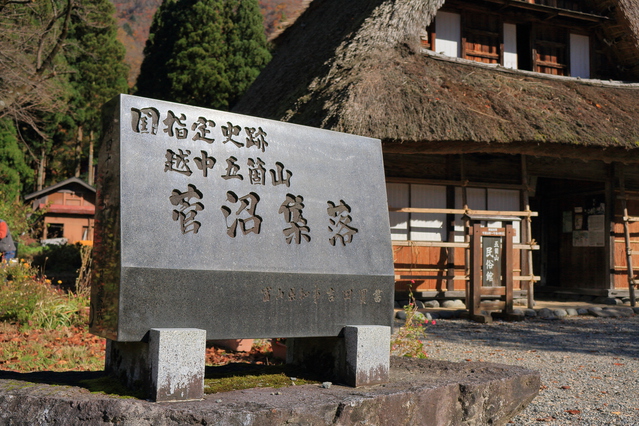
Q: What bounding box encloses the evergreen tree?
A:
[136,0,271,110]
[136,0,184,101]
[226,0,272,107]
[0,119,32,200]
[61,0,130,181]
[67,0,129,135]
[22,0,130,189]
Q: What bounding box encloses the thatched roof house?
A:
[235,0,639,304]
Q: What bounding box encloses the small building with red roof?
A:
[24,177,95,244]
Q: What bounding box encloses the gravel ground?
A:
[413,315,639,425]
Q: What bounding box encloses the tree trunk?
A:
[37,148,47,191]
[88,131,94,186]
[75,126,83,178]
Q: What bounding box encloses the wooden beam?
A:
[395,275,469,280]
[389,207,538,217]
[381,141,639,165]
[480,0,609,22]
[393,241,469,248]
[480,286,506,296]
[392,240,539,250]
[385,176,527,190]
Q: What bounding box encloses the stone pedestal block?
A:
[149,328,206,402]
[106,329,206,402]
[343,325,390,386]
[287,325,390,387]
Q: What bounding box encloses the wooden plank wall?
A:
[612,199,639,290]
[393,244,523,293]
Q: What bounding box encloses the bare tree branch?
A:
[0,0,74,121]
[36,0,72,73]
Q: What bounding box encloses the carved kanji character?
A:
[270,162,292,187]
[327,200,358,246]
[169,184,204,234]
[247,157,266,185]
[163,110,188,139]
[165,149,192,176]
[221,122,243,147]
[220,191,262,237]
[279,194,310,244]
[222,156,243,180]
[191,117,216,143]
[245,126,268,152]
[193,151,216,177]
[131,107,160,135]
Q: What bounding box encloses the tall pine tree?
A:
[136,0,271,110]
[60,0,130,182]
[226,0,272,107]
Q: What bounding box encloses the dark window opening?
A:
[517,23,533,71]
[46,223,64,239]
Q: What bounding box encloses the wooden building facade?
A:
[234,0,639,302]
[24,177,96,244]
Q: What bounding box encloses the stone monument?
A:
[91,94,395,401]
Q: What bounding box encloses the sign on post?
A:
[90,95,395,342]
[482,233,503,287]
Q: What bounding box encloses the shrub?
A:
[391,284,435,358]
[32,243,92,292]
[0,194,46,244]
[0,261,89,329]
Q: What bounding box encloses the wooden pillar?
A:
[618,165,637,306]
[521,155,535,309]
[504,223,515,314]
[461,155,470,302]
[609,166,617,296]
[446,185,456,292]
[469,223,482,317]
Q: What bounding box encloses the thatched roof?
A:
[234,0,639,164]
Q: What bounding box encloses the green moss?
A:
[0,380,38,391]
[204,365,319,394]
[77,366,320,398]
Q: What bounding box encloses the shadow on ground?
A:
[422,316,639,358]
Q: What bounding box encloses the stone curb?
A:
[0,358,540,426]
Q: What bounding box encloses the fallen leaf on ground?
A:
[535,416,556,421]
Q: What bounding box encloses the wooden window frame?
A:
[432,3,596,77]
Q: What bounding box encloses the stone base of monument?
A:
[106,326,390,400]
[106,328,206,402]
[0,358,540,425]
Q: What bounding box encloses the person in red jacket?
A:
[0,219,16,262]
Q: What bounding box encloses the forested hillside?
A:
[112,0,310,85]
[1,0,299,204]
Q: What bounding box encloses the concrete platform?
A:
[0,357,539,425]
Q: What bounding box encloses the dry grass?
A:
[0,323,105,372]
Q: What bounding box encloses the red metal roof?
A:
[45,204,95,215]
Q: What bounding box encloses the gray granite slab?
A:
[91,95,394,341]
